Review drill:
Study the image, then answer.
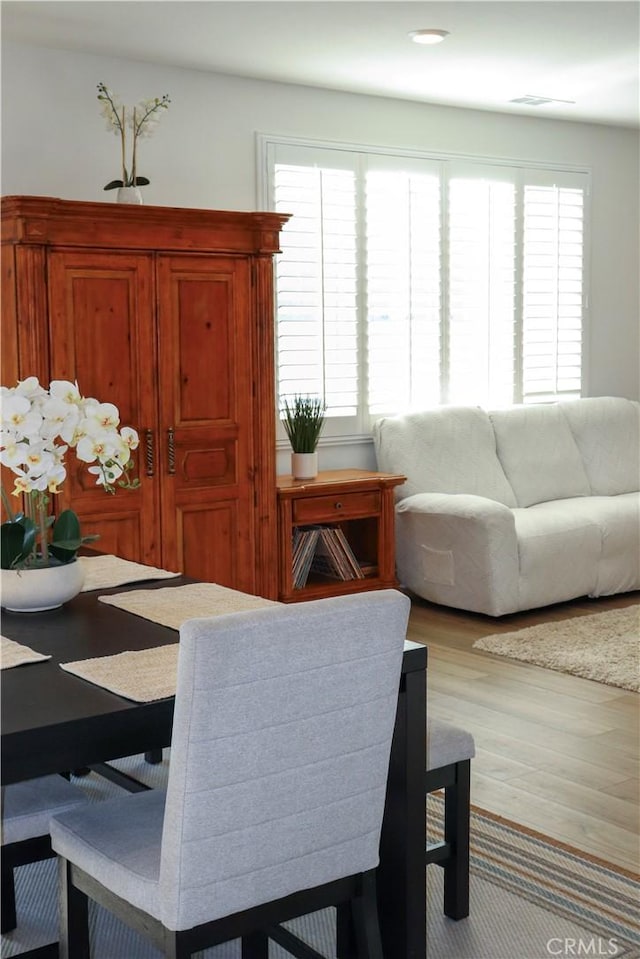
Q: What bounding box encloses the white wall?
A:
[2,41,638,471]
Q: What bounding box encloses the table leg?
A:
[377,664,427,959]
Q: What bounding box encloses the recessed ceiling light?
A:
[409,29,450,45]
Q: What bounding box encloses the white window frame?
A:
[257,133,591,446]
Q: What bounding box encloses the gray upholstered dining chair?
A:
[50,589,411,959]
[1,774,87,937]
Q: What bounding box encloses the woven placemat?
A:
[60,645,178,702]
[98,582,280,631]
[1,635,51,670]
[79,554,181,592]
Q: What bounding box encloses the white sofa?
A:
[373,397,640,616]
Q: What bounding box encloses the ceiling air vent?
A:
[510,95,576,106]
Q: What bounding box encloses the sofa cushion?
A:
[490,405,591,507]
[559,397,640,496]
[545,493,640,596]
[373,407,517,506]
[512,501,600,609]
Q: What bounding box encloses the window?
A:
[262,137,589,440]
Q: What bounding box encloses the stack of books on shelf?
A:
[292,527,321,589]
[292,524,366,588]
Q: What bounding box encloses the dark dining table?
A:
[1,576,427,959]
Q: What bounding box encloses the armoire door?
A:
[156,254,257,590]
[47,249,162,564]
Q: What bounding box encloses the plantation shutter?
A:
[446,166,517,408]
[365,157,442,418]
[263,135,589,440]
[521,171,587,403]
[271,144,359,432]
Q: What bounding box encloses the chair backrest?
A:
[159,590,410,931]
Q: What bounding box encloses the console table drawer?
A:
[292,490,381,524]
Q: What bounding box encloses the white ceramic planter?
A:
[116,186,143,204]
[291,451,318,480]
[0,561,86,613]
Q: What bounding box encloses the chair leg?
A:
[241,931,269,959]
[58,858,90,959]
[336,902,357,958]
[351,871,384,959]
[165,930,194,959]
[443,759,471,920]
[1,859,17,933]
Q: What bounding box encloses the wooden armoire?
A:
[1,196,289,599]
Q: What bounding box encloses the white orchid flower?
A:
[120,426,139,451]
[88,462,124,487]
[49,380,82,406]
[40,396,80,444]
[93,402,120,430]
[110,438,134,467]
[97,83,124,135]
[24,443,56,475]
[15,376,47,399]
[46,461,67,492]
[0,441,29,469]
[27,472,52,492]
[1,393,43,439]
[75,432,118,464]
[11,475,33,496]
[80,400,120,434]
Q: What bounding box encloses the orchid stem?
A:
[131,106,137,185]
[36,492,49,566]
[121,106,127,185]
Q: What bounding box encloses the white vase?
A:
[0,561,85,613]
[291,451,318,480]
[116,186,143,204]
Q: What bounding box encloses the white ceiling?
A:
[3,0,640,128]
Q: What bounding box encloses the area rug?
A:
[3,754,639,959]
[472,605,640,691]
[427,795,639,957]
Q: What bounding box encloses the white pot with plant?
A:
[97,82,170,203]
[0,377,139,612]
[281,395,326,480]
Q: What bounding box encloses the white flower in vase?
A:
[0,377,140,572]
[97,82,171,197]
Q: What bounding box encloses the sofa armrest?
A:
[395,493,519,616]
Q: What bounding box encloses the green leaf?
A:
[103,180,124,190]
[133,176,150,186]
[0,517,37,569]
[49,510,101,563]
[49,510,82,564]
[280,395,326,453]
[52,509,81,542]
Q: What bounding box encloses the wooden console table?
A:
[276,469,405,602]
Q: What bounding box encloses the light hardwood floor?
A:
[406,591,640,874]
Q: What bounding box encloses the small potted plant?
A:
[97,82,170,203]
[281,394,326,480]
